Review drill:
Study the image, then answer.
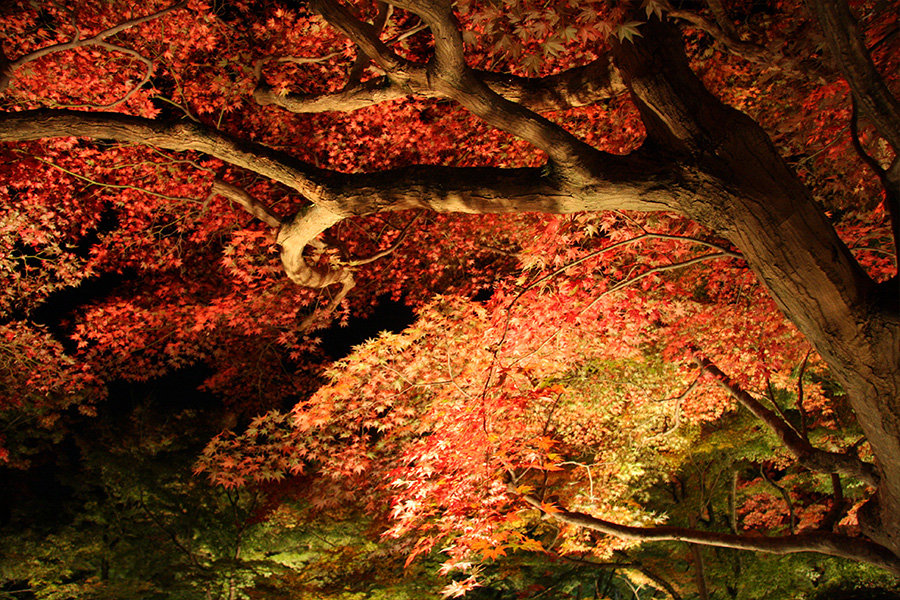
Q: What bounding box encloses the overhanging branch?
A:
[512,488,900,575]
[254,56,626,114]
[0,109,679,218]
[694,354,879,486]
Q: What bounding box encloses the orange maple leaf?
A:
[540,501,562,514]
[481,545,507,561]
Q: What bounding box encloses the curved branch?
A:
[279,206,356,331]
[210,179,283,228]
[760,466,798,534]
[254,56,626,114]
[0,108,327,198]
[209,179,352,293]
[49,41,156,110]
[277,205,352,289]
[0,109,679,217]
[694,354,879,486]
[512,489,900,575]
[808,0,900,151]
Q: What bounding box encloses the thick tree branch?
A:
[511,488,900,575]
[694,354,879,486]
[820,473,847,532]
[662,2,772,66]
[254,76,414,113]
[277,206,352,289]
[0,109,678,217]
[343,1,392,90]
[0,109,679,306]
[254,56,626,114]
[807,0,900,152]
[376,0,607,179]
[306,0,641,185]
[211,179,283,228]
[209,179,352,293]
[310,0,413,76]
[0,47,11,88]
[661,2,831,81]
[0,109,324,197]
[610,28,900,541]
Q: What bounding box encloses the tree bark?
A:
[514,489,900,575]
[612,14,900,556]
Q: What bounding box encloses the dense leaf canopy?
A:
[1,0,899,597]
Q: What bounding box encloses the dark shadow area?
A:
[319,296,416,359]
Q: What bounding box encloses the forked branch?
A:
[0,109,679,217]
[808,0,900,151]
[694,354,879,486]
[254,56,626,114]
[0,1,187,94]
[316,0,610,178]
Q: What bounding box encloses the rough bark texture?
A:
[611,15,900,556]
[254,56,625,114]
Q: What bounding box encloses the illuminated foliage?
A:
[1,0,900,597]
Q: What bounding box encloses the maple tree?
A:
[0,388,446,600]
[1,0,900,595]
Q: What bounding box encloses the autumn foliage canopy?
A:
[1,0,900,596]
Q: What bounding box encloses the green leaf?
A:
[643,0,665,20]
[616,21,644,43]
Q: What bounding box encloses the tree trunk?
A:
[614,14,900,557]
[689,544,711,600]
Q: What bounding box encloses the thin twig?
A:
[760,466,798,534]
[27,153,205,204]
[796,349,812,438]
[342,211,424,266]
[253,52,344,81]
[0,1,187,93]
